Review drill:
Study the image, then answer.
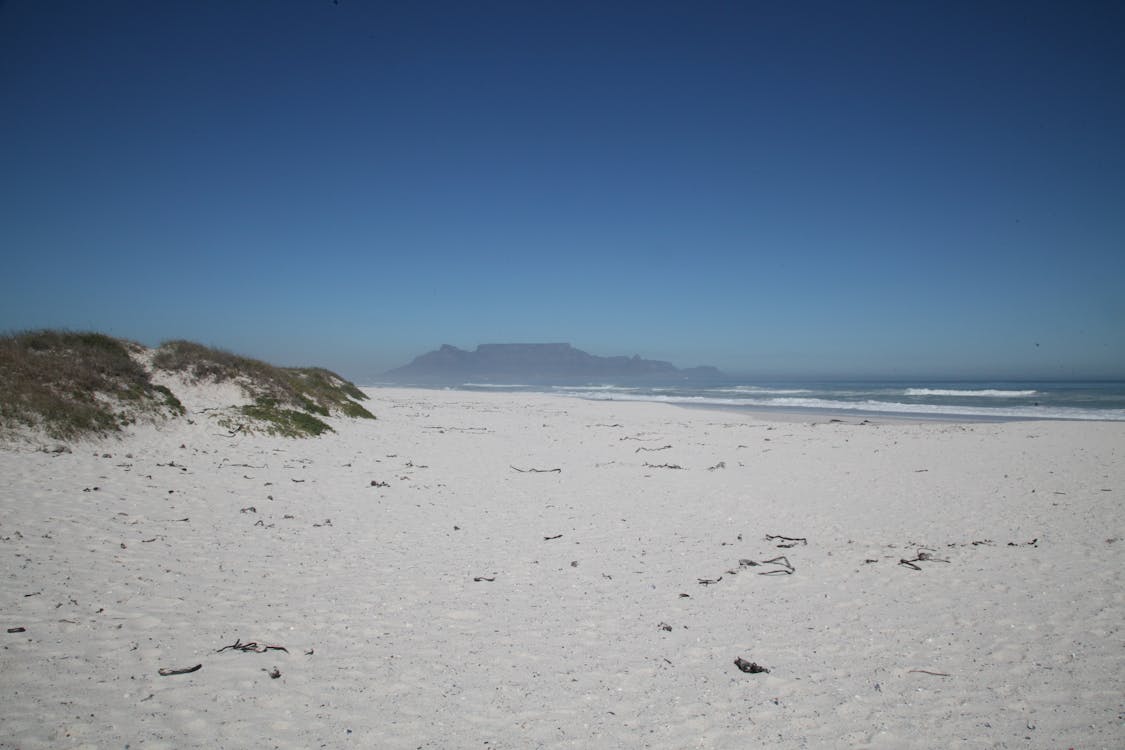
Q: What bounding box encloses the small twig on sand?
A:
[908,669,951,677]
[158,664,202,676]
[900,550,950,570]
[511,466,561,473]
[543,534,563,541]
[765,534,807,547]
[759,556,795,575]
[635,445,672,453]
[217,639,289,654]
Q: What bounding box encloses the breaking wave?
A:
[904,388,1038,398]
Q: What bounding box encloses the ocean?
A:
[419,379,1125,422]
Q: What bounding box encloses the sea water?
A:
[446,380,1125,421]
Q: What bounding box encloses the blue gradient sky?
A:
[2,1,1123,381]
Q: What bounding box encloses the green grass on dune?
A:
[153,340,375,432]
[0,331,373,441]
[0,330,185,440]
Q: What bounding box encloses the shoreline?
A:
[365,382,1125,424]
[2,386,1122,748]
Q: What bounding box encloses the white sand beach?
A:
[1,386,1122,749]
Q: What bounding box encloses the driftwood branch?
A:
[759,556,795,575]
[216,639,289,654]
[765,534,807,547]
[899,550,950,570]
[158,664,202,676]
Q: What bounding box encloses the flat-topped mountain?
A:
[385,343,723,382]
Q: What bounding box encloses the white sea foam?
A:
[462,382,533,389]
[904,388,1038,398]
[714,386,814,395]
[557,391,1124,421]
[552,384,639,392]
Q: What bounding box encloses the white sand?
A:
[1,386,1122,749]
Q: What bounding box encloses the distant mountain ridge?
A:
[385,343,723,382]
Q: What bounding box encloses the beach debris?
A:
[570,560,578,567]
[658,622,673,631]
[370,480,389,487]
[734,657,770,674]
[543,534,563,541]
[908,669,951,677]
[635,445,672,453]
[765,534,807,548]
[511,466,561,473]
[473,576,496,582]
[697,577,723,585]
[644,463,683,470]
[707,461,726,470]
[7,627,26,633]
[758,556,795,575]
[217,639,289,654]
[219,460,266,469]
[313,519,332,527]
[265,666,281,679]
[1007,538,1038,547]
[898,550,950,570]
[678,593,690,598]
[738,559,759,568]
[304,649,314,655]
[158,664,202,676]
[240,506,257,514]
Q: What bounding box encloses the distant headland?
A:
[384,343,723,383]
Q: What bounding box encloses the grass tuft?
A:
[153,340,374,421]
[237,401,334,437]
[0,330,179,439]
[1,331,373,442]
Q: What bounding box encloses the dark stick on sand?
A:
[158,664,202,676]
[765,534,808,547]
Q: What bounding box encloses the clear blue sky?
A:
[2,0,1123,381]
